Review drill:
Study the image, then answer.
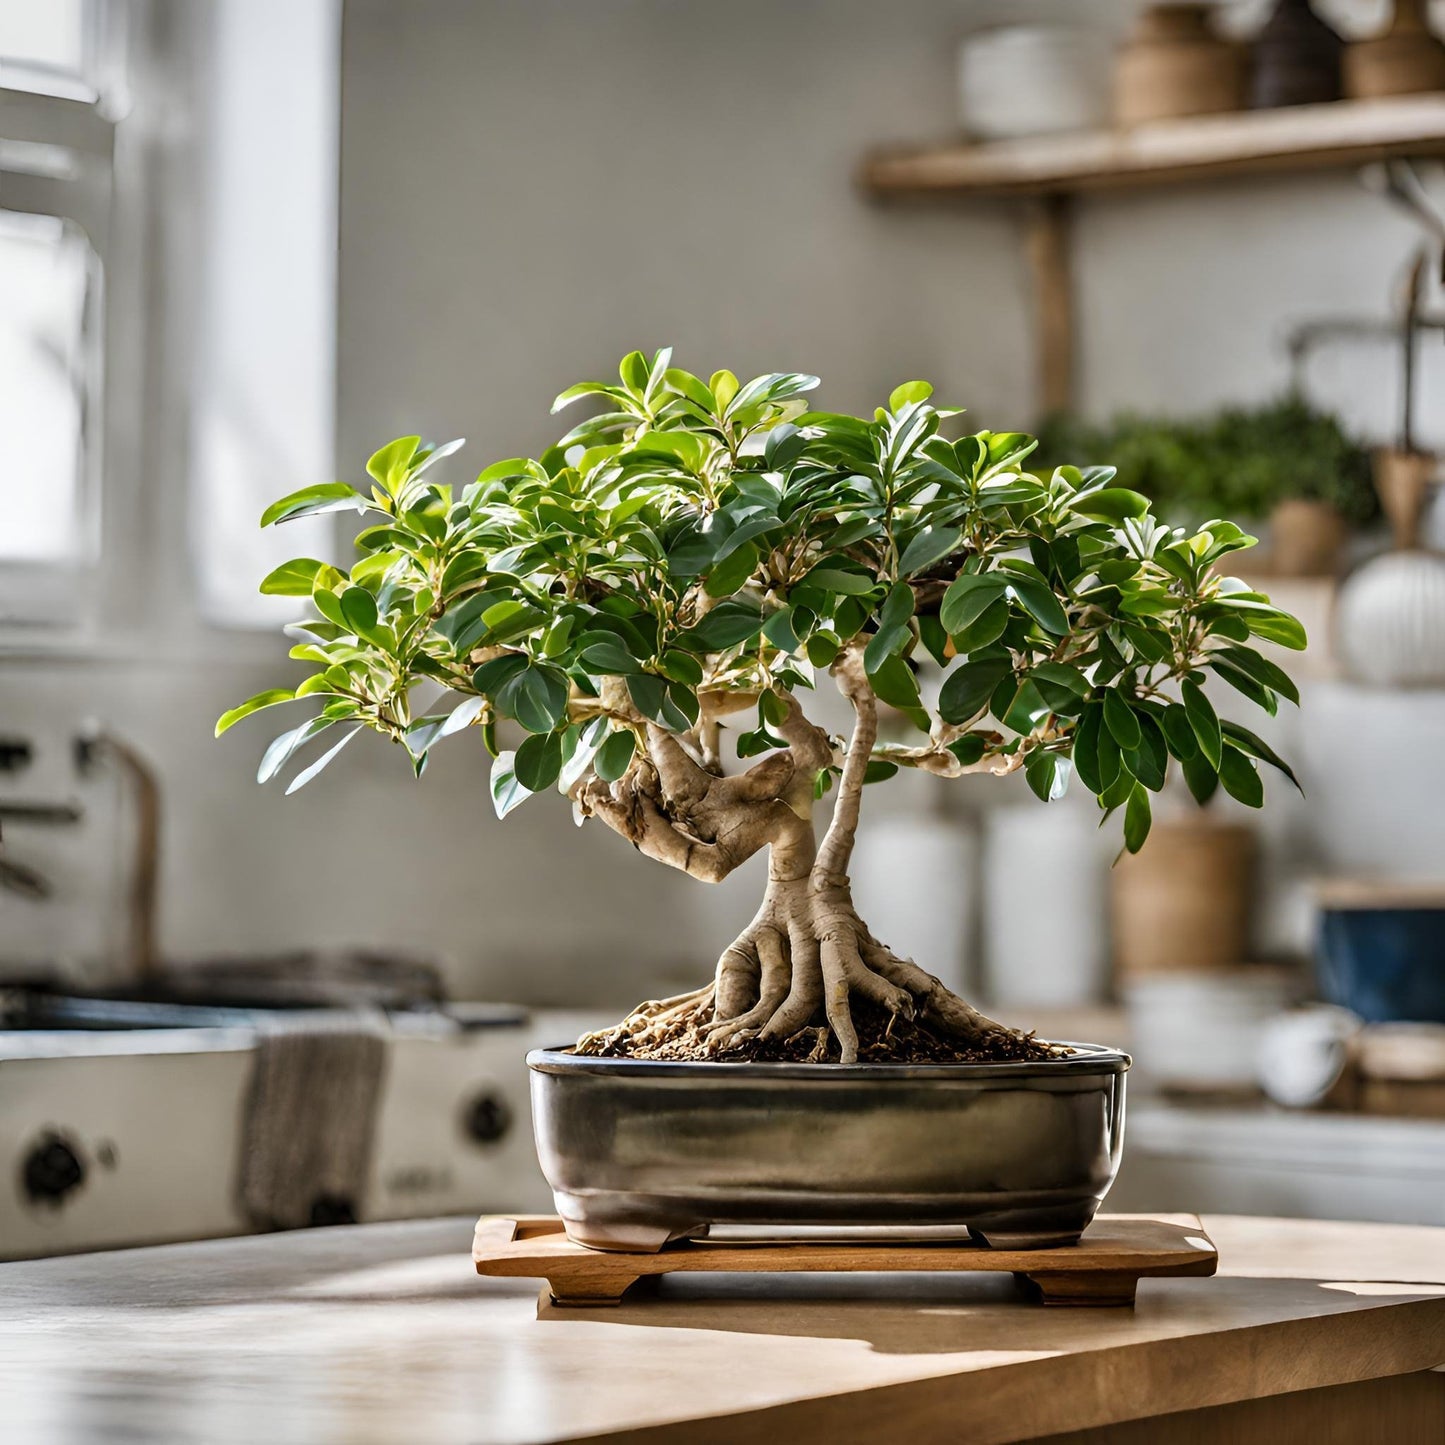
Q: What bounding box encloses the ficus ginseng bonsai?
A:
[219,349,1304,1065]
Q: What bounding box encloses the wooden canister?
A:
[1345,0,1445,99]
[1114,4,1246,126]
[1112,820,1256,978]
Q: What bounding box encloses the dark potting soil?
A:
[578,995,1066,1065]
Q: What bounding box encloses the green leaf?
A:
[940,573,1007,635]
[1207,657,1279,717]
[762,607,803,655]
[806,632,841,668]
[1182,676,1223,769]
[257,716,333,784]
[864,582,915,673]
[1025,750,1072,802]
[868,654,924,715]
[472,653,529,694]
[897,525,962,577]
[1123,782,1152,854]
[283,726,361,794]
[949,733,988,767]
[938,657,1012,725]
[260,483,365,528]
[1125,712,1168,793]
[340,586,379,637]
[514,730,564,791]
[260,558,329,597]
[507,666,570,734]
[709,369,739,411]
[1221,604,1307,650]
[1030,661,1089,697]
[681,601,765,651]
[1181,749,1219,806]
[578,637,643,676]
[594,728,636,782]
[1222,721,1303,795]
[1072,488,1151,522]
[1219,745,1264,807]
[1071,702,1106,795]
[664,368,715,412]
[1160,703,1198,760]
[1103,688,1142,750]
[1212,645,1300,705]
[703,541,759,598]
[366,436,421,492]
[889,380,934,411]
[490,751,533,818]
[216,689,297,737]
[802,566,876,596]
[1007,577,1069,636]
[864,759,900,784]
[950,597,1008,654]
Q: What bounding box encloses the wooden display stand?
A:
[473,1213,1218,1309]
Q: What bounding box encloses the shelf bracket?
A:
[1026,193,1075,418]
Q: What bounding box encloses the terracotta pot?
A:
[1344,0,1445,99]
[1112,821,1255,979]
[1115,4,1245,126]
[1269,498,1346,576]
[1250,0,1343,109]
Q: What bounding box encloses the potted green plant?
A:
[219,351,1303,1250]
[1039,396,1375,576]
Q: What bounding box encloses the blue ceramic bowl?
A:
[1318,905,1445,1024]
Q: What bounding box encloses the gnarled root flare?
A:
[576,884,1061,1065]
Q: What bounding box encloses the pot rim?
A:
[527,1039,1131,1080]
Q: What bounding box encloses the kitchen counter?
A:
[1,1215,1442,1444]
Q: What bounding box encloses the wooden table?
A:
[1,1215,1442,1443]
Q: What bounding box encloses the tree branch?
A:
[811,643,874,891]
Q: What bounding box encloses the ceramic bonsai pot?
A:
[528,1043,1129,1253]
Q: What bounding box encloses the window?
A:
[0,0,116,624]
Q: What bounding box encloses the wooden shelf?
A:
[862,94,1445,198]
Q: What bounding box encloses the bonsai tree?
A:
[219,350,1304,1064]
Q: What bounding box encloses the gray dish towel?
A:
[238,1008,389,1231]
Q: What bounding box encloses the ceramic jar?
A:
[1249,0,1343,109]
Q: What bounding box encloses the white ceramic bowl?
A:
[957,25,1111,141]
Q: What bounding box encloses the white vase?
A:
[850,812,975,998]
[982,802,1110,1009]
[1335,549,1445,688]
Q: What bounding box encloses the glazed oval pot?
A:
[528,1043,1129,1253]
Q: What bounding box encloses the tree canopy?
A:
[219,347,1304,855]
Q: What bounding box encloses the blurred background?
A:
[4,0,1445,1259]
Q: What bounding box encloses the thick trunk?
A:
[579,816,1015,1064]
[573,644,1024,1063]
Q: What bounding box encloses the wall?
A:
[4,0,1443,1004]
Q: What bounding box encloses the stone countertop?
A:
[1,1215,1442,1444]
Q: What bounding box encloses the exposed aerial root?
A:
[574,897,1066,1065]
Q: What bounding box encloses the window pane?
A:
[0,0,86,82]
[0,210,97,563]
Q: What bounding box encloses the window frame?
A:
[0,74,114,630]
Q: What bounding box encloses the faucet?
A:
[74,725,160,983]
[0,747,84,900]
